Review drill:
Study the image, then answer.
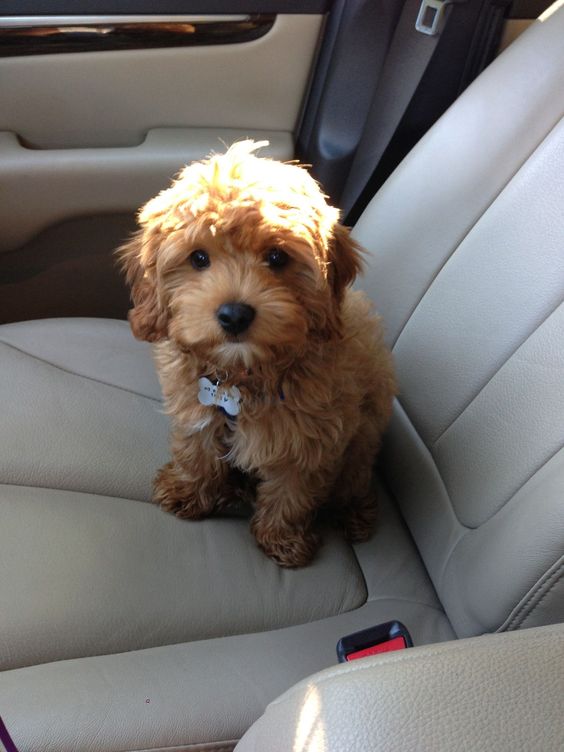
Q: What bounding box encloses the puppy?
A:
[118,141,396,567]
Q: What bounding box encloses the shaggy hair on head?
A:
[118,141,396,567]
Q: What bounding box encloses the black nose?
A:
[216,302,256,335]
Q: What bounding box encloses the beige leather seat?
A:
[1,5,563,751]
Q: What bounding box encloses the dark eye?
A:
[266,248,289,270]
[190,249,210,270]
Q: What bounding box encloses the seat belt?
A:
[339,0,458,219]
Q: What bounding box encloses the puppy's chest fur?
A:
[156,350,351,476]
[203,391,285,469]
[154,290,391,476]
[190,371,343,474]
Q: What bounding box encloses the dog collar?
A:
[197,374,285,419]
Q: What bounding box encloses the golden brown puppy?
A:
[118,141,396,567]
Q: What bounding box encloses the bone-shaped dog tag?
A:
[218,385,242,417]
[198,377,242,417]
[198,377,217,406]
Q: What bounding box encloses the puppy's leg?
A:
[154,429,231,519]
[334,415,383,543]
[251,471,327,568]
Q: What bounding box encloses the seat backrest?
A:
[354,2,564,638]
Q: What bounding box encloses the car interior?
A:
[1,0,563,750]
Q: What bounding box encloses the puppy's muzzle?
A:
[216,302,256,336]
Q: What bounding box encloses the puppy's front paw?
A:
[251,518,320,568]
[153,462,214,520]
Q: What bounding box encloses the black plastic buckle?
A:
[336,620,413,663]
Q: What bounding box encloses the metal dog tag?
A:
[198,377,242,417]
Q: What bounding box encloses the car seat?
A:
[1,3,563,750]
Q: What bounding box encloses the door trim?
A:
[0,15,276,57]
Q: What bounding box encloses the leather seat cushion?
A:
[1,484,369,670]
[0,319,371,670]
[0,318,454,750]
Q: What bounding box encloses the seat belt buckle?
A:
[416,0,449,36]
[336,620,413,663]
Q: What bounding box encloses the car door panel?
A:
[0,15,323,148]
[0,129,293,254]
[0,10,324,323]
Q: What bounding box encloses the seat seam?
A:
[348,544,370,609]
[391,112,564,351]
[495,445,564,524]
[2,482,368,624]
[392,394,474,582]
[498,440,564,517]
[431,298,564,447]
[497,556,564,632]
[0,338,162,404]
[0,479,151,505]
[440,447,564,629]
[393,397,469,533]
[516,567,564,629]
[365,594,448,615]
[390,397,469,597]
[441,440,564,537]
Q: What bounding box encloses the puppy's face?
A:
[119,141,362,370]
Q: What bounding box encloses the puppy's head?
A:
[118,140,362,369]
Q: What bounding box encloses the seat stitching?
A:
[0,338,163,404]
[442,440,564,536]
[0,479,151,505]
[498,556,564,632]
[391,113,564,351]
[438,452,564,639]
[431,298,564,447]
[515,567,564,629]
[348,544,370,608]
[498,440,564,515]
[389,397,470,593]
[365,594,448,616]
[393,397,470,532]
[439,445,564,603]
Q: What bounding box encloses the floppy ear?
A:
[117,228,168,342]
[327,223,364,301]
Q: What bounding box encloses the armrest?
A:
[236,624,564,751]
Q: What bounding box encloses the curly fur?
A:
[118,141,396,567]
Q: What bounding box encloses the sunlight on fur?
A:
[118,140,396,567]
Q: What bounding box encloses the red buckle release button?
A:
[345,635,407,661]
[336,621,413,663]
